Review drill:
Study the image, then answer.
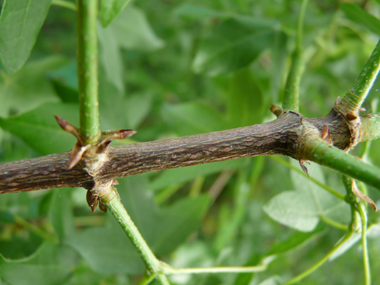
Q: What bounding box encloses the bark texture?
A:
[0,110,351,194]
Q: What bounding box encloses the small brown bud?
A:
[346,112,357,121]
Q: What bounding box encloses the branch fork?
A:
[54,115,135,211]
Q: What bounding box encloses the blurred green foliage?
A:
[1,0,380,284]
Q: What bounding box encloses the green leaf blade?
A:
[0,0,53,74]
[0,243,77,285]
[0,102,78,155]
[192,18,275,76]
[340,3,380,36]
[100,0,132,27]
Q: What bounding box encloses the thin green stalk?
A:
[106,192,169,285]
[161,263,266,275]
[249,156,265,192]
[155,184,182,205]
[14,215,57,242]
[77,0,100,143]
[189,176,205,198]
[52,0,77,11]
[270,156,345,200]
[336,40,380,114]
[296,0,309,50]
[282,0,308,111]
[342,175,370,284]
[283,231,354,285]
[305,141,380,190]
[319,215,348,231]
[357,204,370,285]
[138,273,156,285]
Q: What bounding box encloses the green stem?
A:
[357,204,371,285]
[342,176,370,284]
[271,156,345,200]
[106,191,169,285]
[305,141,380,190]
[161,263,266,275]
[14,215,57,242]
[296,0,309,51]
[249,156,265,192]
[189,176,205,197]
[319,215,348,231]
[155,184,182,205]
[77,0,100,143]
[283,231,354,285]
[282,0,308,112]
[52,0,77,11]
[138,273,156,285]
[336,39,380,114]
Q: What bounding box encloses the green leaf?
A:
[258,276,283,285]
[150,158,248,191]
[50,79,79,103]
[270,31,288,102]
[161,102,226,136]
[118,176,211,256]
[48,61,79,103]
[68,176,211,273]
[0,56,68,118]
[67,221,145,274]
[329,223,380,261]
[264,161,349,232]
[174,4,229,20]
[113,6,164,51]
[0,102,78,155]
[98,70,152,130]
[98,22,124,94]
[100,0,133,27]
[340,3,380,36]
[98,5,164,93]
[0,243,77,285]
[48,189,75,242]
[0,0,53,74]
[226,69,263,128]
[192,18,276,76]
[264,190,321,232]
[266,224,325,256]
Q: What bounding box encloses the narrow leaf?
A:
[193,18,275,76]
[0,0,53,74]
[340,3,380,35]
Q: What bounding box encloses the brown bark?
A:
[0,110,350,194]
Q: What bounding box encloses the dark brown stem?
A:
[0,111,350,193]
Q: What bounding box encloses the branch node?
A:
[55,115,136,170]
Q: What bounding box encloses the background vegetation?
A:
[0,0,380,284]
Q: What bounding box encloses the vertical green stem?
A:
[106,191,170,285]
[336,40,380,115]
[357,204,371,285]
[283,231,354,285]
[282,0,308,111]
[77,0,100,144]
